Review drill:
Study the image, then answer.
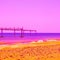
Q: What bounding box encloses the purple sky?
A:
[0,0,60,33]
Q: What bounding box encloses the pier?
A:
[0,27,36,38]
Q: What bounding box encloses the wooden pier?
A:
[0,27,36,38]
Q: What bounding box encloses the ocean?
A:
[0,33,60,43]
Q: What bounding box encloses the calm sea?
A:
[0,33,60,42]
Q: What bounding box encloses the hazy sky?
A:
[0,0,60,33]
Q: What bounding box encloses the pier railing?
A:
[0,27,36,37]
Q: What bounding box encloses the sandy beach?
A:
[0,40,60,60]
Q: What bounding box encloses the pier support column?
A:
[20,28,24,38]
[0,28,3,37]
[14,27,16,37]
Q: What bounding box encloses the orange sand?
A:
[0,40,60,60]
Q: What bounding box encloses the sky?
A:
[0,0,60,33]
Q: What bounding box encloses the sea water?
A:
[0,33,60,42]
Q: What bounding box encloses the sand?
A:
[0,40,60,60]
